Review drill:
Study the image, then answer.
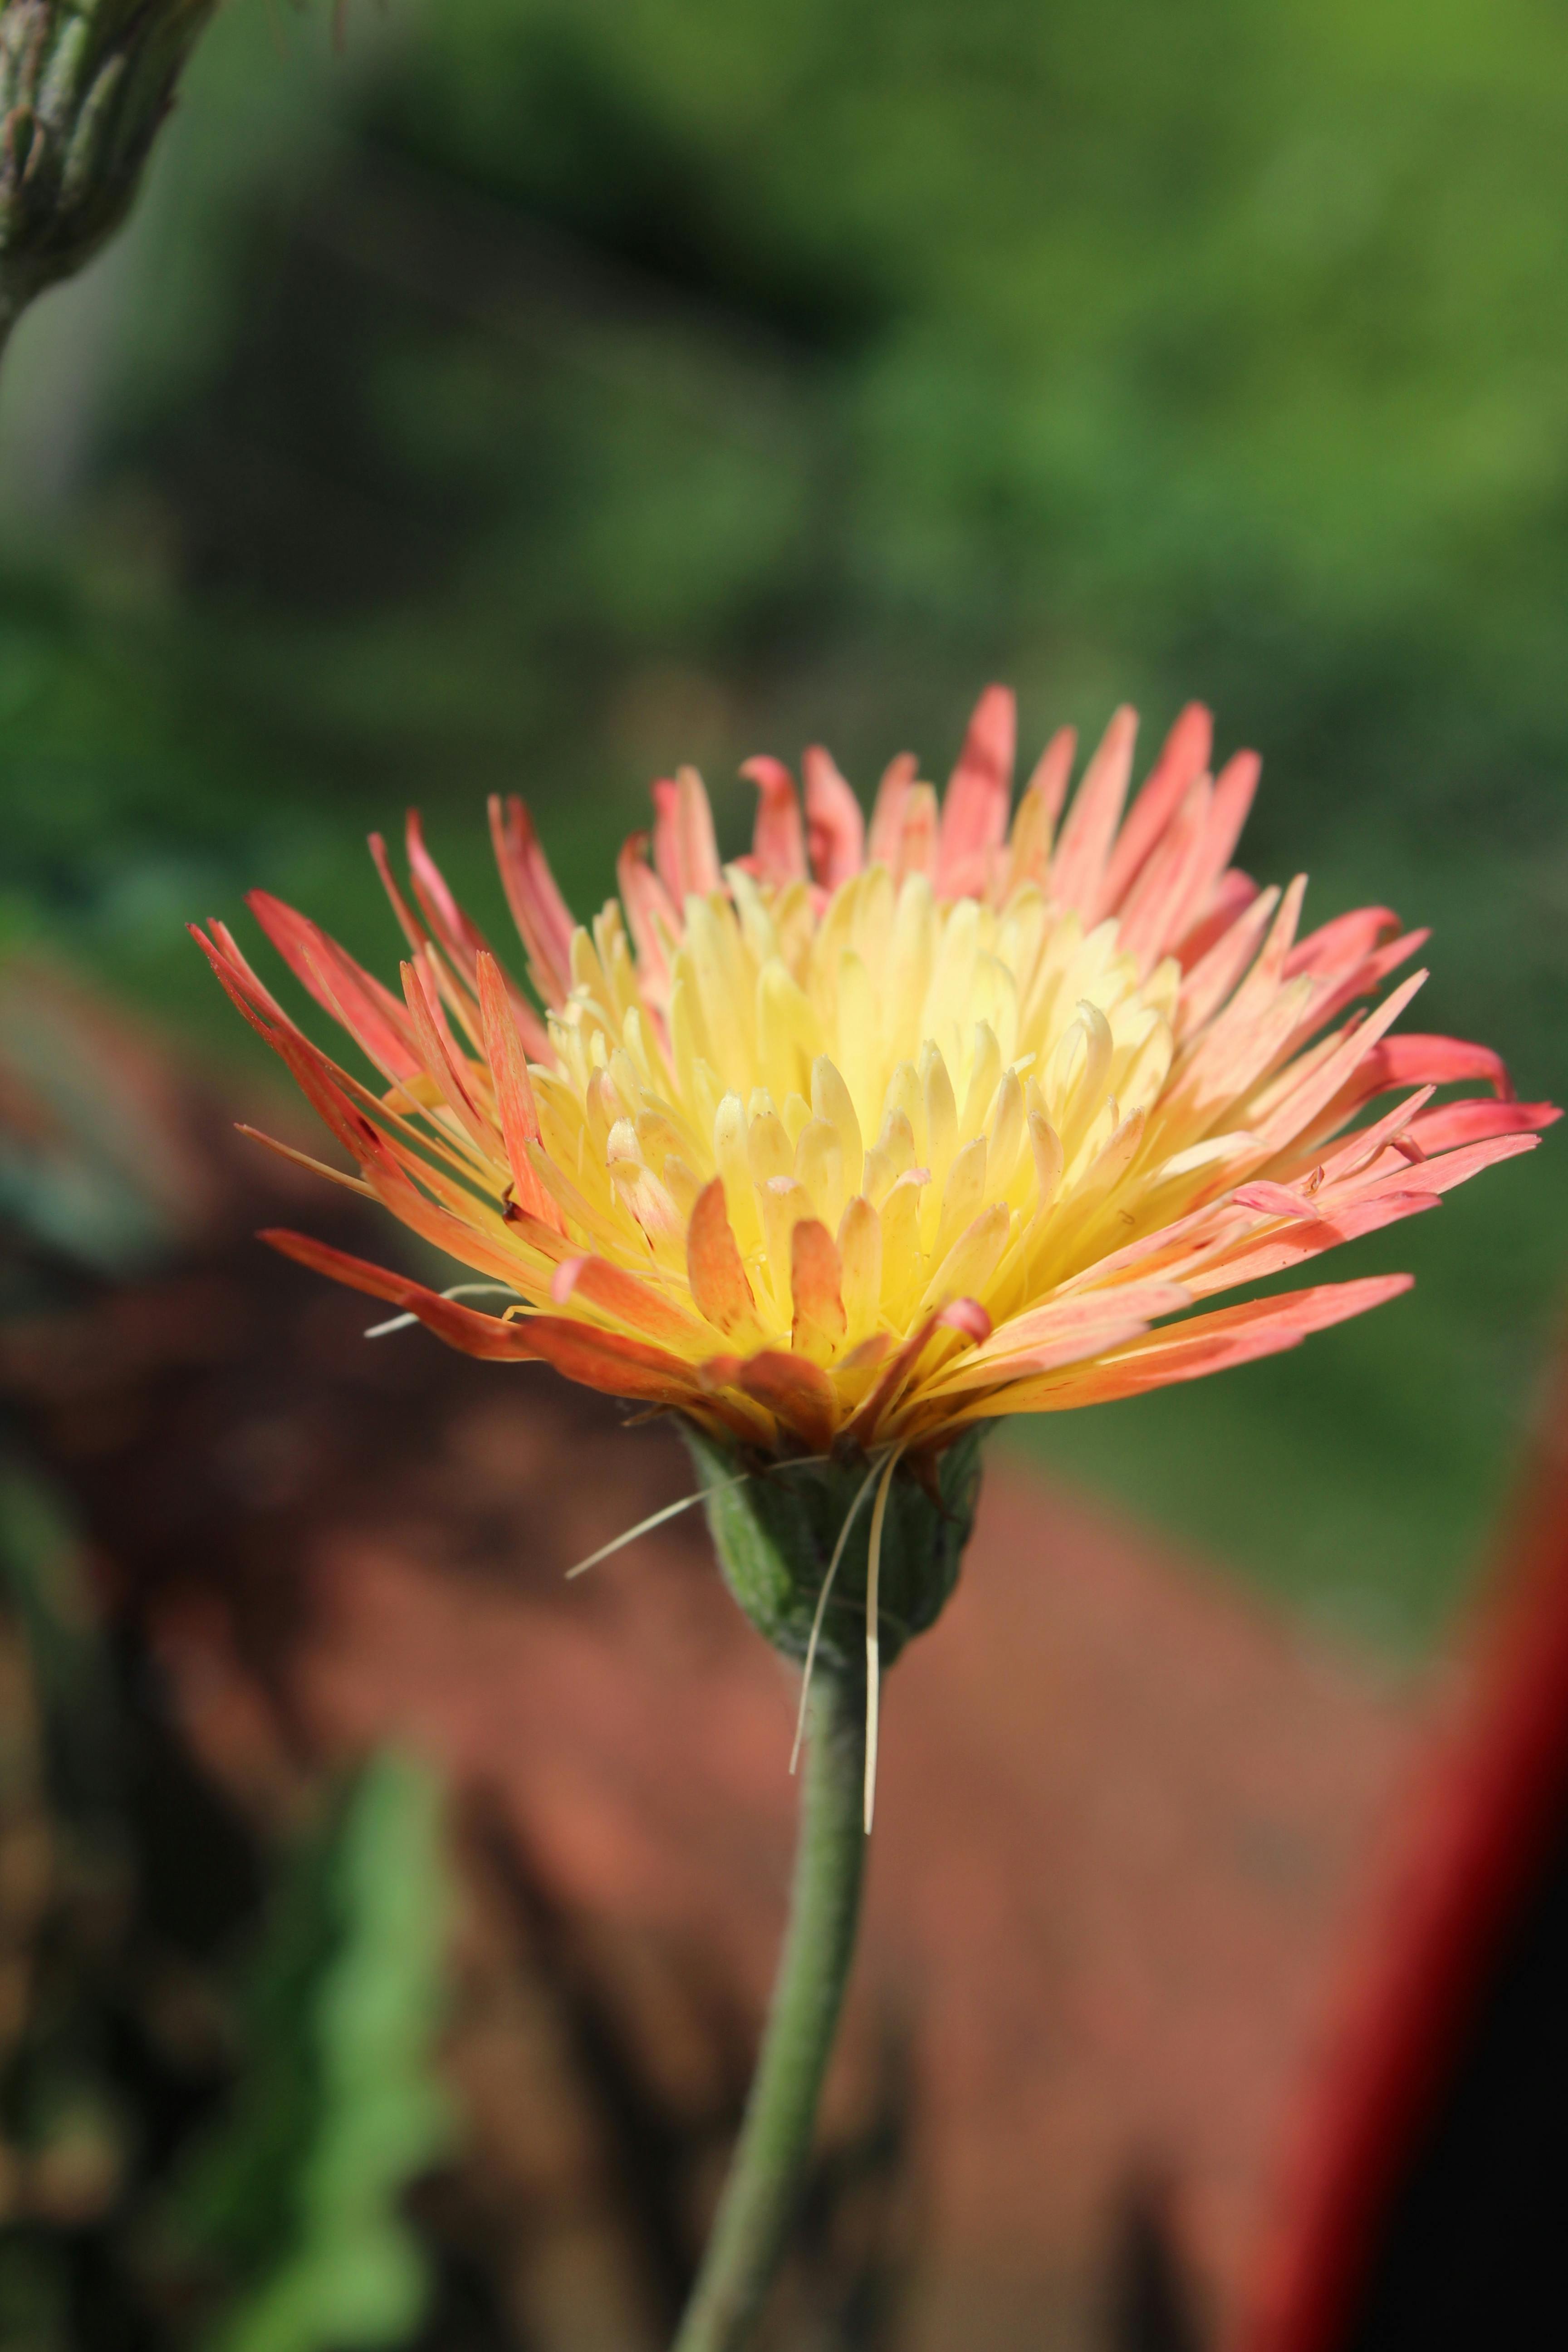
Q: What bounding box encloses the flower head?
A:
[196,689,1555,1469]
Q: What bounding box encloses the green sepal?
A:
[681,1422,989,1672]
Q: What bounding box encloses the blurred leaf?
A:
[175,1752,453,2352]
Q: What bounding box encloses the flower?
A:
[195,688,1555,1469]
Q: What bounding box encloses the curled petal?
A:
[803,746,867,889]
[1407,1098,1560,1155]
[1362,1033,1517,1102]
[742,755,808,883]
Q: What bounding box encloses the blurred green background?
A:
[1,0,1564,1648]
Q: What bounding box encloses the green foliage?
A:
[175,1754,453,2352]
[0,1445,454,2352]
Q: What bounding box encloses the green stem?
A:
[672,1666,867,2352]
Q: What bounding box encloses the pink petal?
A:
[1049,705,1137,917]
[1009,1273,1415,1411]
[802,745,867,888]
[1286,906,1401,982]
[616,831,681,1003]
[867,751,918,870]
[1364,1033,1517,1102]
[897,781,940,883]
[1102,701,1213,908]
[1155,750,1262,961]
[247,891,422,1084]
[1114,775,1214,975]
[936,684,1015,896]
[741,755,809,883]
[1173,867,1261,968]
[1406,1098,1561,1154]
[487,793,578,1008]
[675,764,722,897]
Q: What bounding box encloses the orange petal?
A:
[926,1310,1155,1405]
[735,1349,839,1451]
[270,1231,702,1401]
[261,1229,539,1358]
[476,950,561,1231]
[957,1277,1193,1376]
[790,1217,847,1359]
[652,768,722,903]
[400,954,501,1162]
[549,1252,706,1348]
[687,1178,764,1342]
[1022,724,1078,823]
[404,810,490,988]
[841,1313,941,1447]
[676,764,722,897]
[521,1312,703,1404]
[1180,1189,1440,1301]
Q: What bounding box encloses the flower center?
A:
[533,865,1179,1345]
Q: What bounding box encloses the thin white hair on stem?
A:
[562,1453,834,1584]
[364,1282,523,1338]
[790,1457,885,1776]
[564,1474,751,1579]
[863,1446,906,1834]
